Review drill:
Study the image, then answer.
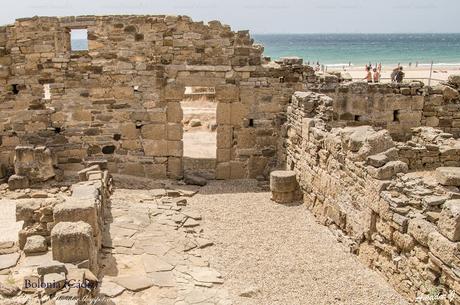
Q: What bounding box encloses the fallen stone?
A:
[37,263,68,276]
[189,119,202,127]
[8,175,29,190]
[43,272,66,295]
[270,170,298,193]
[182,210,202,220]
[436,167,460,186]
[113,276,154,292]
[23,235,47,255]
[184,173,207,186]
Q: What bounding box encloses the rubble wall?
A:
[0,15,312,179]
[286,91,460,301]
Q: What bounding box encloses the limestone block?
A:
[438,200,460,241]
[167,141,183,157]
[230,103,248,126]
[215,84,239,101]
[144,164,167,179]
[436,167,460,186]
[167,123,183,141]
[8,174,29,190]
[71,183,100,201]
[120,163,145,177]
[230,161,246,179]
[120,123,139,139]
[167,157,183,179]
[16,199,40,222]
[216,162,230,180]
[408,218,437,247]
[53,199,98,235]
[143,140,168,156]
[141,124,166,140]
[366,161,408,180]
[216,149,231,162]
[428,231,460,267]
[216,102,231,125]
[216,125,233,149]
[72,110,92,121]
[51,221,97,273]
[14,146,55,183]
[23,235,47,255]
[167,102,183,123]
[366,154,389,168]
[77,165,100,182]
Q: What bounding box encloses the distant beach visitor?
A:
[364,66,372,83]
[391,66,405,83]
[373,67,381,83]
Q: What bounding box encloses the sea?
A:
[71,33,460,67]
[252,33,460,67]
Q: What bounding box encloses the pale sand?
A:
[326,65,460,85]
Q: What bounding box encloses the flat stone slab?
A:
[99,281,125,297]
[113,276,154,292]
[0,253,20,270]
[187,267,223,283]
[149,271,176,287]
[436,167,460,186]
[142,255,174,273]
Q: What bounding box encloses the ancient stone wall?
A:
[286,91,460,301]
[0,15,314,180]
[310,76,460,141]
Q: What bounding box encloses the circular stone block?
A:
[270,171,298,193]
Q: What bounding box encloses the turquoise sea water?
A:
[72,33,460,67]
[253,33,460,67]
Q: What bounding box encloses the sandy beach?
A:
[326,64,460,85]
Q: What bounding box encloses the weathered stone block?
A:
[408,218,437,247]
[8,174,29,190]
[143,140,168,156]
[216,125,233,149]
[438,200,460,241]
[53,199,98,235]
[51,221,97,273]
[216,162,230,180]
[23,235,47,255]
[436,167,460,186]
[167,157,183,179]
[167,141,183,157]
[16,200,40,222]
[167,102,183,123]
[166,123,183,141]
[141,124,166,140]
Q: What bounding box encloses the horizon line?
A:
[252,32,460,35]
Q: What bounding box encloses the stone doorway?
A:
[180,86,217,179]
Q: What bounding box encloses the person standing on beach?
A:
[395,67,405,83]
[373,67,381,83]
[391,66,401,82]
[364,66,373,83]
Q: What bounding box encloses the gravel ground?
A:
[188,180,409,305]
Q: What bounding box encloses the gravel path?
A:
[188,180,409,305]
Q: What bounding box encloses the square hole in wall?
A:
[70,29,88,51]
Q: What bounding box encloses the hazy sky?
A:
[1,0,459,33]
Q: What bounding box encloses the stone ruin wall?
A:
[285,90,460,302]
[0,15,316,181]
[306,74,460,142]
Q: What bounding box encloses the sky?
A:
[1,0,459,34]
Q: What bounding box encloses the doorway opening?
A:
[180,86,217,179]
